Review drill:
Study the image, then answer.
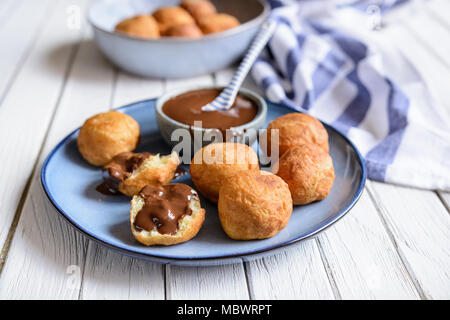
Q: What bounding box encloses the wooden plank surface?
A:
[167,264,249,300]
[438,192,450,213]
[0,13,115,298]
[0,0,86,259]
[367,181,450,299]
[316,191,419,299]
[246,240,334,299]
[80,243,165,300]
[0,0,51,104]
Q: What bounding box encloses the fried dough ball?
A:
[180,0,217,23]
[77,111,140,166]
[102,151,180,197]
[115,15,160,39]
[267,113,329,157]
[130,184,205,246]
[218,171,293,240]
[190,142,259,203]
[164,23,203,38]
[274,144,335,205]
[152,6,195,34]
[198,13,240,34]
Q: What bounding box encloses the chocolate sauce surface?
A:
[134,184,198,235]
[174,167,187,179]
[97,152,152,195]
[162,89,258,132]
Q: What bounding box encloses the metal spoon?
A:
[201,19,278,111]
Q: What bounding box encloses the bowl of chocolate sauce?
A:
[155,86,267,149]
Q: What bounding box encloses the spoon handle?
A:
[203,19,278,111]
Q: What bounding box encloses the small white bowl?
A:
[155,85,267,148]
[88,0,270,78]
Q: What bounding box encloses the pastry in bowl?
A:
[164,23,203,38]
[180,0,217,23]
[267,113,329,156]
[274,144,335,205]
[130,184,205,246]
[115,15,160,39]
[198,13,240,34]
[102,151,180,197]
[190,142,259,203]
[77,111,140,166]
[153,6,195,34]
[218,170,293,240]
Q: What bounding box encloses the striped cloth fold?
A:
[251,0,450,190]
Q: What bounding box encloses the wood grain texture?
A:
[367,181,450,299]
[80,243,165,300]
[0,14,115,298]
[167,264,249,300]
[0,0,51,104]
[246,239,334,299]
[316,190,419,299]
[112,72,164,108]
[0,0,85,255]
[437,192,450,214]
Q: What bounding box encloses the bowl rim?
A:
[155,85,267,133]
[88,0,271,43]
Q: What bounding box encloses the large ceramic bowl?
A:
[88,0,270,78]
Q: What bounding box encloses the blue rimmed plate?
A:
[41,99,366,266]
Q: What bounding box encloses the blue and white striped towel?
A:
[252,0,450,190]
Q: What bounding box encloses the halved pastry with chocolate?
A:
[100,151,180,197]
[130,184,206,246]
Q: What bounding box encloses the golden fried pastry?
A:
[130,184,205,246]
[164,23,203,38]
[115,15,160,39]
[218,170,292,240]
[180,0,217,23]
[274,144,334,205]
[267,113,329,157]
[77,111,140,166]
[101,151,180,197]
[190,142,259,203]
[152,6,195,34]
[198,13,240,34]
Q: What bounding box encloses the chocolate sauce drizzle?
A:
[133,184,198,235]
[96,152,152,195]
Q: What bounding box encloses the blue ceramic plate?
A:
[41,99,366,266]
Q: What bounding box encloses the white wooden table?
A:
[0,0,449,300]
